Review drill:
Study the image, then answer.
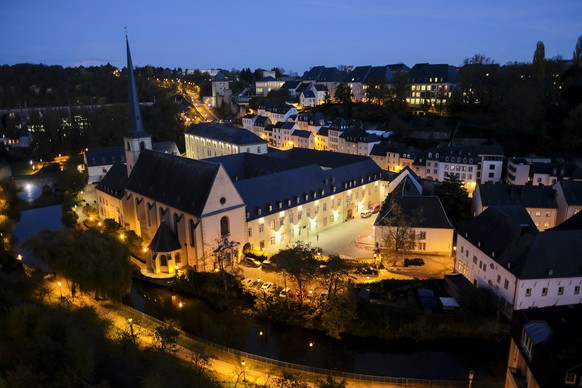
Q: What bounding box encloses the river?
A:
[13,205,504,383]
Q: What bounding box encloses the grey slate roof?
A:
[85,146,125,166]
[408,63,461,84]
[208,149,384,220]
[148,221,182,252]
[125,149,220,217]
[375,176,452,229]
[560,180,582,205]
[186,123,266,145]
[292,130,312,138]
[511,305,582,388]
[302,90,315,99]
[345,66,371,83]
[254,116,271,127]
[96,163,127,199]
[478,183,558,209]
[213,71,228,82]
[459,206,582,279]
[153,141,179,155]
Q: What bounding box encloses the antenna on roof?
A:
[124,26,128,38]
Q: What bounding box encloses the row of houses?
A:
[251,63,457,109]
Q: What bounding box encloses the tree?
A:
[271,242,318,302]
[377,199,419,266]
[463,53,495,65]
[573,35,582,66]
[316,375,347,388]
[434,174,471,230]
[366,76,391,105]
[25,228,131,300]
[334,82,353,105]
[533,41,546,86]
[153,324,179,353]
[317,254,351,298]
[212,234,240,301]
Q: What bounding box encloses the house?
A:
[406,63,461,110]
[506,156,551,185]
[301,66,344,99]
[506,305,582,388]
[553,180,582,224]
[374,171,454,257]
[258,103,297,124]
[369,142,419,172]
[271,121,297,149]
[208,148,387,253]
[184,123,267,159]
[290,129,314,149]
[420,143,504,194]
[455,206,582,317]
[472,183,558,231]
[250,115,272,140]
[95,162,127,225]
[255,76,285,96]
[337,129,381,156]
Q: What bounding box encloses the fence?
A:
[113,302,497,387]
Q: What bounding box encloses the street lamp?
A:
[468,370,474,388]
[241,360,246,382]
[57,281,63,299]
[128,318,134,338]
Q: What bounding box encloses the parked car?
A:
[242,257,261,267]
[260,282,274,292]
[279,287,291,298]
[404,258,425,267]
[360,209,372,218]
[310,247,322,256]
[355,267,379,276]
[240,278,253,287]
[261,259,275,271]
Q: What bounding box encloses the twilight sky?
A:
[2,0,581,75]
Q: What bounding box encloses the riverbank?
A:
[45,277,478,387]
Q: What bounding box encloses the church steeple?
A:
[126,35,149,138]
[124,34,152,175]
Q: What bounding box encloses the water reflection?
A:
[125,279,502,380]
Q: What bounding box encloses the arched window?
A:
[220,216,229,236]
[189,219,196,246]
[127,141,131,151]
[160,255,168,266]
[159,207,165,223]
[140,141,146,150]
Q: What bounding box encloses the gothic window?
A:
[160,254,168,267]
[140,141,146,150]
[220,216,230,236]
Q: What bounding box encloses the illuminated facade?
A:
[185,123,267,159]
[406,63,460,109]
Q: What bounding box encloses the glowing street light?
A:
[57,281,63,299]
[128,318,134,338]
[241,360,247,382]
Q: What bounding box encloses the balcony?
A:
[507,367,528,388]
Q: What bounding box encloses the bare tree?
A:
[377,199,419,266]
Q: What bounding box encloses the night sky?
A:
[2,0,581,74]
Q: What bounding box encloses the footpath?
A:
[46,279,435,388]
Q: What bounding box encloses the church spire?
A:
[126,34,149,138]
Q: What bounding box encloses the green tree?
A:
[366,76,391,104]
[318,254,351,298]
[434,174,471,230]
[316,375,347,388]
[573,35,582,66]
[271,242,318,302]
[533,41,546,86]
[319,294,357,339]
[334,82,353,105]
[153,324,180,353]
